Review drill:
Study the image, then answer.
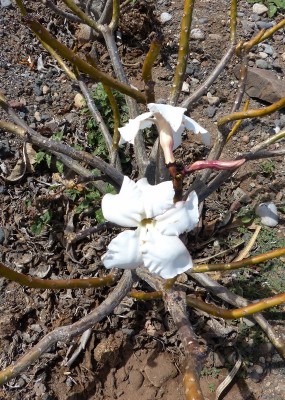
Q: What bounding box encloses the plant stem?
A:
[169,0,195,106]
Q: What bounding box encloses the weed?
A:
[31,210,52,235]
[201,366,221,379]
[208,382,216,393]
[35,131,64,173]
[83,83,129,159]
[260,160,275,175]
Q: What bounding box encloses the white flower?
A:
[101,176,199,279]
[119,103,210,163]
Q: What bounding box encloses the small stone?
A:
[252,3,268,15]
[191,28,205,40]
[160,12,172,24]
[181,81,190,93]
[256,59,269,69]
[257,21,275,30]
[205,105,217,118]
[259,44,274,56]
[207,92,220,106]
[0,0,12,7]
[74,93,85,109]
[255,202,278,227]
[242,135,250,144]
[34,111,41,122]
[42,85,50,95]
[258,52,268,59]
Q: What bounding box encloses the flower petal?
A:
[102,229,143,269]
[155,191,199,236]
[141,228,193,278]
[148,103,186,132]
[183,115,211,146]
[136,178,174,218]
[102,176,144,227]
[119,112,154,144]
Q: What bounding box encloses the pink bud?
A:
[184,159,245,172]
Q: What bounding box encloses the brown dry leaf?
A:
[1,142,36,182]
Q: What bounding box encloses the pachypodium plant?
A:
[1,1,285,400]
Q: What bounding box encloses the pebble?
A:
[255,202,278,227]
[0,0,12,7]
[181,81,190,93]
[160,12,172,24]
[207,92,220,106]
[255,59,269,69]
[74,93,85,109]
[34,111,41,122]
[205,105,217,118]
[191,28,205,40]
[252,3,268,15]
[258,52,268,59]
[257,21,275,30]
[259,44,274,56]
[242,134,250,144]
[42,85,50,95]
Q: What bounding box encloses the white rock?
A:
[255,202,278,227]
[160,12,172,24]
[74,93,85,109]
[191,28,205,40]
[252,3,268,15]
[182,81,190,93]
[42,85,50,95]
[34,111,41,122]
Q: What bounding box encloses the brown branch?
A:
[0,270,133,386]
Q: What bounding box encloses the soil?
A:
[0,1,285,399]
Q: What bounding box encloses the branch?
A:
[186,292,285,319]
[192,247,285,273]
[0,262,119,289]
[169,0,195,105]
[190,273,285,358]
[0,270,132,385]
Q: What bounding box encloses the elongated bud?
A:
[184,159,246,173]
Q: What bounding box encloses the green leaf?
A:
[95,209,105,223]
[268,3,278,16]
[35,151,46,164]
[56,160,64,174]
[45,154,52,169]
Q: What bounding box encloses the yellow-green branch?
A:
[0,262,118,289]
[230,0,237,43]
[192,247,285,273]
[218,97,285,129]
[187,292,285,319]
[169,0,195,105]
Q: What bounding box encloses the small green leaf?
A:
[56,160,64,174]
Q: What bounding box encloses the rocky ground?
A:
[0,0,285,399]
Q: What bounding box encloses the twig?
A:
[0,270,132,385]
[233,225,261,261]
[61,0,104,32]
[182,45,235,109]
[41,0,81,22]
[142,36,162,103]
[0,93,124,187]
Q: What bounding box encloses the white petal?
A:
[141,228,193,278]
[119,112,154,145]
[183,115,211,146]
[148,103,186,132]
[155,191,199,236]
[102,230,143,269]
[172,125,184,150]
[136,178,174,218]
[101,176,144,227]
